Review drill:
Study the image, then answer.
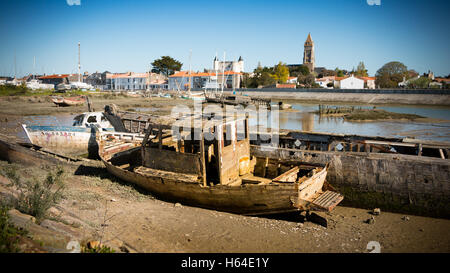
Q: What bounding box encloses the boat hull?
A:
[51,96,86,107]
[22,125,97,156]
[100,144,331,215]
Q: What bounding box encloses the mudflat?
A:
[0,94,449,253]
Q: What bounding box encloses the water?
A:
[260,101,450,142]
[16,103,450,142]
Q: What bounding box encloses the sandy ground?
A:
[0,95,449,253]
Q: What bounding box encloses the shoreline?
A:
[223,91,450,106]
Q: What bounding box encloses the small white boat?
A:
[21,111,117,157]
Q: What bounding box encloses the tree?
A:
[407,70,419,79]
[407,77,431,89]
[245,66,276,88]
[297,74,316,88]
[151,56,183,77]
[335,67,346,77]
[318,69,336,78]
[355,61,368,77]
[375,61,408,88]
[288,65,310,77]
[271,62,289,83]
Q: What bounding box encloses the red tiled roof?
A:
[169,71,242,78]
[39,74,72,79]
[276,83,296,88]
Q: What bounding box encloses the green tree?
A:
[288,65,310,77]
[355,61,368,77]
[297,74,316,88]
[375,61,408,88]
[335,68,346,77]
[245,66,276,88]
[318,69,336,78]
[151,56,183,78]
[271,62,289,83]
[407,77,431,89]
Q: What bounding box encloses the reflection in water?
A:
[265,102,450,142]
[16,103,450,143]
[301,113,314,132]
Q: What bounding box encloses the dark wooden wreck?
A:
[98,114,343,215]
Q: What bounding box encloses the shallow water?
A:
[257,102,450,142]
[15,102,450,142]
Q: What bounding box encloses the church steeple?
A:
[303,33,315,73]
[305,33,313,46]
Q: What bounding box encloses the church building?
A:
[303,33,315,73]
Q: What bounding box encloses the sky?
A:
[0,0,449,77]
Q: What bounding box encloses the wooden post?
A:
[141,126,153,167]
[200,132,207,187]
[158,124,163,150]
[417,144,422,156]
[439,149,445,159]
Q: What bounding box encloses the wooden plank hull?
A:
[100,144,332,215]
[51,97,86,107]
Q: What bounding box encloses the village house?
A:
[39,74,79,86]
[105,72,168,91]
[287,77,298,84]
[334,75,364,89]
[168,71,242,91]
[315,76,335,88]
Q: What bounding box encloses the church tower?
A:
[303,33,315,73]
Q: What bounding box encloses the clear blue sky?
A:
[1,0,449,77]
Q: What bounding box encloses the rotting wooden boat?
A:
[51,95,86,107]
[98,114,343,215]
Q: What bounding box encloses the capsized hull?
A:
[51,96,86,107]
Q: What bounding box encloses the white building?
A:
[287,77,298,84]
[334,75,365,89]
[213,56,244,73]
[315,76,335,88]
[168,71,242,91]
[106,72,167,91]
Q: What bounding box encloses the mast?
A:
[188,49,192,93]
[33,56,35,80]
[215,52,218,93]
[14,50,17,80]
[78,42,81,82]
[221,51,226,94]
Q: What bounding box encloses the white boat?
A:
[26,79,54,90]
[21,111,117,157]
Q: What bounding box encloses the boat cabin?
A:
[72,112,114,130]
[140,114,310,187]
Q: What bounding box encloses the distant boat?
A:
[51,96,86,107]
[26,79,54,90]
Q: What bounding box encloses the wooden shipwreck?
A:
[51,96,86,107]
[98,114,343,215]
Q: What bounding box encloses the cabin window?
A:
[236,120,247,141]
[72,114,84,126]
[87,116,97,123]
[223,124,233,147]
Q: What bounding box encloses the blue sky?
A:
[1,0,449,77]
